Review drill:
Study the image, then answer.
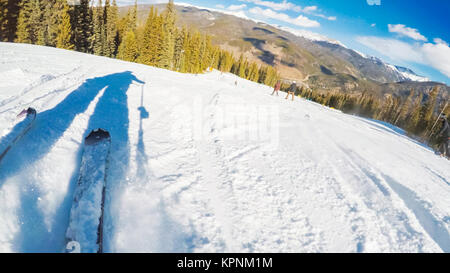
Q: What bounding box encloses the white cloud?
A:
[240,0,336,20]
[434,38,449,46]
[302,5,337,21]
[228,4,247,11]
[421,42,450,78]
[249,6,320,27]
[240,0,299,11]
[302,6,317,13]
[388,24,427,41]
[215,4,225,9]
[357,36,450,78]
[176,2,253,21]
[116,0,167,6]
[357,36,423,62]
[371,23,376,27]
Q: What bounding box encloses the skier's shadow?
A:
[81,73,144,252]
[0,71,143,252]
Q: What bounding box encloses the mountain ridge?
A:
[120,3,448,99]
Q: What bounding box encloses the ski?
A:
[65,129,111,253]
[0,108,37,164]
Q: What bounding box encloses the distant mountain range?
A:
[120,3,448,100]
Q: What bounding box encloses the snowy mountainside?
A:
[394,65,430,82]
[0,43,449,253]
[130,3,432,86]
[173,3,430,84]
[277,26,427,83]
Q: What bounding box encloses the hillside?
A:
[0,43,449,253]
[120,4,449,100]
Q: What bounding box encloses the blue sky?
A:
[118,0,450,84]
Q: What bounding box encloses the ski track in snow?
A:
[0,43,448,253]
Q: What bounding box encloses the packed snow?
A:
[0,43,448,253]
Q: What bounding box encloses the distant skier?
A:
[271,80,281,96]
[437,114,449,157]
[286,81,297,101]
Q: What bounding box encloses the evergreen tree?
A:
[117,30,139,62]
[173,26,186,71]
[56,0,74,50]
[42,0,59,47]
[159,0,176,69]
[424,86,439,126]
[0,0,8,41]
[71,0,93,53]
[180,27,191,73]
[138,6,155,65]
[117,1,138,62]
[237,55,246,78]
[377,95,394,121]
[92,0,105,55]
[395,89,415,126]
[409,92,424,134]
[247,63,259,82]
[159,24,174,69]
[127,0,137,32]
[4,0,23,42]
[264,66,278,86]
[209,47,220,70]
[138,7,164,66]
[15,0,33,43]
[258,66,267,84]
[105,0,119,57]
[185,31,201,73]
[30,0,44,45]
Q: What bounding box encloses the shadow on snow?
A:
[0,71,142,252]
[2,70,212,253]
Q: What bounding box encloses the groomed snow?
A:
[0,43,448,253]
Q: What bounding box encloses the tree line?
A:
[290,84,449,147]
[0,0,280,86]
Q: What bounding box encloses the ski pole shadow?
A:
[4,71,143,252]
[128,82,192,253]
[137,83,150,180]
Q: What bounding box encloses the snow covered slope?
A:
[394,66,430,82]
[0,43,448,253]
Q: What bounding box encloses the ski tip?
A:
[17,107,37,118]
[27,108,37,116]
[85,129,111,145]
